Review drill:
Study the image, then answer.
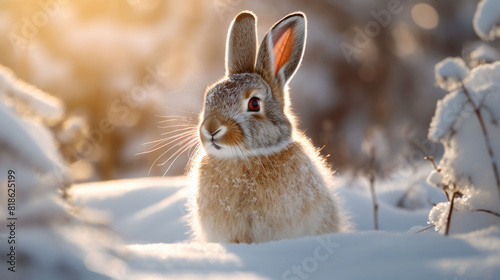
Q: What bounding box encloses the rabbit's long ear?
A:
[255,13,306,97]
[225,11,257,76]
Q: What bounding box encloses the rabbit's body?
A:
[191,11,347,243]
[195,139,340,243]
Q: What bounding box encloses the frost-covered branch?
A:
[461,84,500,199]
[427,55,500,234]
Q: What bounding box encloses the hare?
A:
[190,11,347,243]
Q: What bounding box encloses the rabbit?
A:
[189,11,348,244]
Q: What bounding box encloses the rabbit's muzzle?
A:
[200,116,244,156]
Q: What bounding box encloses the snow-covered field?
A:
[66,172,500,280]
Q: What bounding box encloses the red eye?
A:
[247,97,260,112]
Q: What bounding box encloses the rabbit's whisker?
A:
[158,137,198,167]
[147,135,197,175]
[155,114,193,119]
[159,124,195,130]
[177,104,197,115]
[143,129,197,145]
[142,130,196,146]
[138,131,197,154]
[163,106,197,116]
[162,139,199,176]
[152,127,195,138]
[157,118,194,124]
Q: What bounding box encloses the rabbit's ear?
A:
[255,13,306,96]
[225,11,258,76]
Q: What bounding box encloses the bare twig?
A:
[442,185,451,202]
[471,208,500,218]
[461,84,500,200]
[445,188,458,236]
[369,147,379,230]
[424,156,441,172]
[415,224,435,234]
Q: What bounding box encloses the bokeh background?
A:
[0,0,493,182]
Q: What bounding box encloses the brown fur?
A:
[194,138,341,243]
[220,118,244,146]
[226,12,257,75]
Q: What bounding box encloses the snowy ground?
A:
[69,167,500,280]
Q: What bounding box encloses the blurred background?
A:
[0,0,493,182]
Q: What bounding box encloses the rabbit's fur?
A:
[190,11,348,243]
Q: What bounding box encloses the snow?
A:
[427,170,444,188]
[469,44,500,66]
[0,65,70,202]
[124,226,500,280]
[434,57,470,91]
[0,65,64,124]
[473,0,500,41]
[427,89,468,141]
[57,116,87,144]
[0,103,64,175]
[63,173,500,279]
[465,61,500,119]
[430,61,500,141]
[9,227,116,280]
[3,166,499,279]
[72,177,189,244]
[0,66,112,280]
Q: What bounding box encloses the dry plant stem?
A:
[424,156,441,172]
[461,84,500,200]
[445,190,458,236]
[472,209,500,218]
[415,224,435,234]
[369,147,379,230]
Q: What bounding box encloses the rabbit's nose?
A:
[201,125,227,140]
[211,129,221,137]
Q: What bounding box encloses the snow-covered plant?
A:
[426,9,500,233]
[473,0,500,41]
[0,66,64,124]
[0,65,120,278]
[434,57,469,92]
[0,65,69,198]
[469,44,500,67]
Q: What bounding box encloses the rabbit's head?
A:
[199,11,306,158]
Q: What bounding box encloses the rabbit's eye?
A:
[247,97,260,112]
